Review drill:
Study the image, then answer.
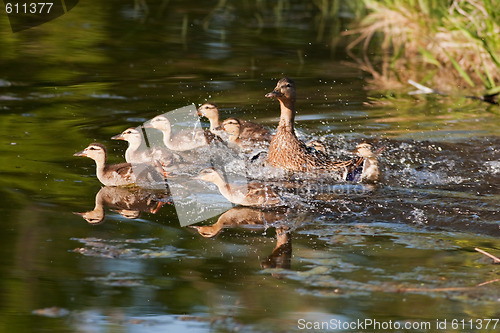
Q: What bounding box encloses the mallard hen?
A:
[265,78,359,179]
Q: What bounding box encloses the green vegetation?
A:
[344,0,500,97]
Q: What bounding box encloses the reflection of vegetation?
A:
[0,1,109,83]
[345,0,500,95]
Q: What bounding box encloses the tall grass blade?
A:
[443,50,475,87]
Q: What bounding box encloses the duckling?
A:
[220,117,270,152]
[265,78,357,178]
[354,143,380,182]
[198,103,272,142]
[73,143,165,187]
[144,114,221,152]
[111,127,175,165]
[194,167,283,207]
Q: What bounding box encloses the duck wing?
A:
[102,163,136,185]
[245,183,282,207]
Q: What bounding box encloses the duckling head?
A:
[193,167,224,184]
[73,143,107,161]
[197,103,219,119]
[265,77,296,102]
[190,225,222,238]
[221,117,241,141]
[111,127,142,142]
[145,115,171,130]
[355,143,376,158]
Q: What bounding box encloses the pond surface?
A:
[0,1,499,332]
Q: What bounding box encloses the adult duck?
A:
[265,78,358,179]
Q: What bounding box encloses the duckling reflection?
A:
[74,186,171,224]
[191,206,295,272]
[191,206,287,238]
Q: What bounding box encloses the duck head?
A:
[221,117,241,141]
[354,143,376,158]
[197,103,219,119]
[265,77,296,102]
[193,167,224,184]
[144,115,171,130]
[73,143,107,161]
[111,127,142,142]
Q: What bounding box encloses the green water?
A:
[1,1,499,332]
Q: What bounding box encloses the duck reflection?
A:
[74,186,171,224]
[260,225,292,270]
[191,206,299,271]
[191,206,287,237]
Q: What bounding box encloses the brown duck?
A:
[198,103,272,142]
[73,143,165,187]
[219,117,270,152]
[194,167,283,207]
[265,78,359,179]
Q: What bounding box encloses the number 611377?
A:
[5,2,54,14]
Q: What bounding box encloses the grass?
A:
[343,0,500,98]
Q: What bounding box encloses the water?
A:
[1,1,499,332]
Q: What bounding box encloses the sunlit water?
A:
[1,1,499,332]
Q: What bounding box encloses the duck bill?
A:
[265,91,282,99]
[73,150,87,157]
[111,133,124,140]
